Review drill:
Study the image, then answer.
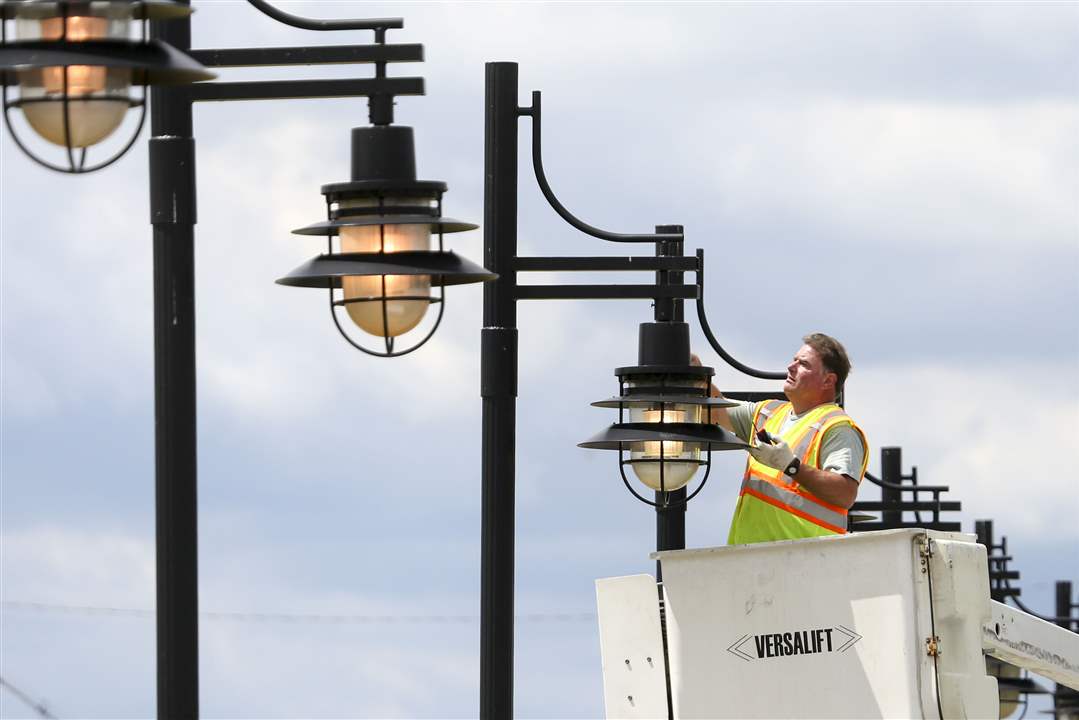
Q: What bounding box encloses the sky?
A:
[2,1,1078,718]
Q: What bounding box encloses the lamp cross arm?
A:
[851,501,962,512]
[515,256,698,272]
[189,44,423,68]
[186,77,423,103]
[516,283,697,301]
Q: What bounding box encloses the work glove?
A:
[748,432,796,471]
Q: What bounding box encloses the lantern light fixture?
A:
[277,125,495,357]
[0,0,213,173]
[580,321,746,506]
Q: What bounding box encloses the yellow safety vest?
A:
[727,400,868,545]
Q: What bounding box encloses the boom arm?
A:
[983,600,1079,691]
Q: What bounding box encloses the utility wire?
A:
[1,600,595,624]
[0,676,57,719]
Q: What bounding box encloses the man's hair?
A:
[802,332,851,398]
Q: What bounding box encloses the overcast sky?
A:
[2,2,1077,718]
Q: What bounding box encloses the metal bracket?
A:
[189,44,423,68]
[187,77,424,103]
[918,535,934,574]
[695,249,785,380]
[244,0,403,31]
[925,635,941,657]
[526,90,681,245]
[514,256,697,273]
[516,283,697,302]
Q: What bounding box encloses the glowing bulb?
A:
[640,409,686,457]
[630,405,702,491]
[41,15,105,41]
[17,15,131,147]
[340,223,431,337]
[41,17,108,95]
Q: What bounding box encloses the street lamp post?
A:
[150,12,494,717]
[479,61,786,719]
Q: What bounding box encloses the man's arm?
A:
[749,425,865,510]
[804,425,866,509]
[790,466,859,510]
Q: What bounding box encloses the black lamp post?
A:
[3,2,491,717]
[479,61,785,719]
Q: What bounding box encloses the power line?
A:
[1,600,595,624]
[0,676,57,719]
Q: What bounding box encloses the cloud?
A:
[689,100,1079,251]
[851,360,1079,539]
[1,526,155,606]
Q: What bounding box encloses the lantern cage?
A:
[579,322,747,509]
[0,0,213,173]
[986,656,1050,719]
[277,125,495,358]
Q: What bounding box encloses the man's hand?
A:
[750,433,859,507]
[690,352,736,432]
[690,353,721,399]
[747,434,796,472]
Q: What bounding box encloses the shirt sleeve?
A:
[726,401,755,443]
[819,424,867,482]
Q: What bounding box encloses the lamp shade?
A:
[277,125,494,357]
[0,0,213,171]
[580,321,749,504]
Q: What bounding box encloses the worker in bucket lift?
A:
[693,333,868,545]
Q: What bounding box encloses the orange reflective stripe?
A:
[790,407,844,461]
[753,400,787,434]
[788,423,819,460]
[781,403,837,459]
[806,415,869,481]
[743,483,848,535]
[742,400,790,495]
[747,465,785,487]
[792,485,849,515]
[748,463,849,515]
[758,399,786,417]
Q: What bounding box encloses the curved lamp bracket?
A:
[328,282,446,358]
[695,248,786,380]
[244,0,403,32]
[524,90,682,245]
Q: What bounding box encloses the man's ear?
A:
[823,372,837,393]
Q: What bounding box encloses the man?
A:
[696,333,868,545]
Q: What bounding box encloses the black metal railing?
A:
[850,446,961,532]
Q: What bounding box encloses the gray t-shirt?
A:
[728,401,865,481]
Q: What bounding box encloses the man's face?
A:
[783,344,836,404]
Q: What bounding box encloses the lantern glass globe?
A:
[338,197,432,337]
[629,404,702,491]
[15,14,132,147]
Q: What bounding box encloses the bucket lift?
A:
[596,529,1079,719]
